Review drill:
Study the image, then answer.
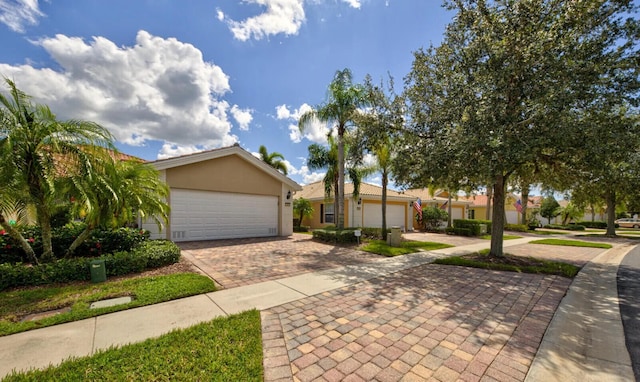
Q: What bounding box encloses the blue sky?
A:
[0,0,453,186]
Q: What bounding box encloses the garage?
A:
[170,189,278,242]
[363,203,406,230]
[143,145,301,242]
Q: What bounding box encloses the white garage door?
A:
[363,203,406,230]
[170,189,278,242]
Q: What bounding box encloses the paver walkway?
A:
[262,263,571,382]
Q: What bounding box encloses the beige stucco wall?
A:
[165,155,281,195]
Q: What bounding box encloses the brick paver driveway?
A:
[179,234,383,289]
[262,264,572,382]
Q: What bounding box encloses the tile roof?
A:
[295,181,415,200]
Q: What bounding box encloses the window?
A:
[322,203,335,224]
[467,209,475,219]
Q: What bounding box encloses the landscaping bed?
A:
[0,258,215,336]
[435,250,580,278]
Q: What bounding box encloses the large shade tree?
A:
[397,0,638,256]
[299,68,367,229]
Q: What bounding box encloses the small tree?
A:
[421,207,448,232]
[293,198,313,227]
[540,196,561,224]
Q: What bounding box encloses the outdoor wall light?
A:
[358,198,362,205]
[286,190,292,200]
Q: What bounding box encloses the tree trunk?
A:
[605,190,616,236]
[522,186,530,226]
[337,129,345,229]
[0,214,39,265]
[485,186,492,220]
[65,225,93,257]
[382,170,388,241]
[489,174,507,257]
[447,191,453,228]
[35,202,54,262]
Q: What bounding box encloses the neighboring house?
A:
[142,144,302,242]
[296,181,415,231]
[403,188,471,230]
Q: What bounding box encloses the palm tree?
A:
[258,145,288,175]
[299,68,367,229]
[65,157,169,256]
[293,198,314,227]
[0,79,114,263]
[307,134,367,225]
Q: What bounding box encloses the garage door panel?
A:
[171,189,278,241]
[363,204,405,229]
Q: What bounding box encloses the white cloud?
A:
[342,0,361,9]
[292,165,325,185]
[0,30,246,156]
[277,103,329,144]
[275,103,291,119]
[224,0,305,41]
[216,8,225,21]
[0,0,44,33]
[230,104,253,131]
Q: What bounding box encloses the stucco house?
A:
[141,144,302,242]
[296,181,415,231]
[403,188,471,230]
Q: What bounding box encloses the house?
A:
[404,188,471,230]
[296,181,415,231]
[142,144,302,242]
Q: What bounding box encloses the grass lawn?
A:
[435,249,579,278]
[479,234,522,240]
[3,310,263,382]
[529,239,612,249]
[361,240,453,257]
[528,230,570,235]
[0,273,216,337]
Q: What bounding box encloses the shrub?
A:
[452,219,492,236]
[543,224,586,231]
[575,221,608,229]
[453,227,473,236]
[0,224,149,264]
[420,207,449,231]
[312,229,358,244]
[293,226,310,233]
[504,224,528,232]
[0,240,181,291]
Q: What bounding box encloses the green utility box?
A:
[90,259,107,283]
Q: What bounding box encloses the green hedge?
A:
[452,219,492,236]
[543,224,586,231]
[312,229,359,244]
[504,224,528,232]
[445,227,473,236]
[575,221,610,229]
[0,240,180,291]
[0,223,149,264]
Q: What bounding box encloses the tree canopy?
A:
[396,0,639,255]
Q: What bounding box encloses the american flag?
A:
[413,198,422,219]
[514,199,523,214]
[440,201,448,210]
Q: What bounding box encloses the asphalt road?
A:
[618,245,640,381]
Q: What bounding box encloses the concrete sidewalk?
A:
[526,243,636,382]
[0,236,632,381]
